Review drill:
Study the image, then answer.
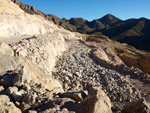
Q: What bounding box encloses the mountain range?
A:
[12,0,150,51]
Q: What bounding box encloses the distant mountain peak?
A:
[69,17,86,22]
[99,14,122,26]
[104,14,115,18]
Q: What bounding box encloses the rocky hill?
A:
[92,18,150,51]
[0,0,150,113]
[10,0,121,32]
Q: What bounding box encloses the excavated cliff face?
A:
[0,0,56,37]
[0,0,78,74]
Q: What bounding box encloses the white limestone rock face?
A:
[0,0,24,14]
[0,0,57,38]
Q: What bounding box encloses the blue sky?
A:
[19,0,150,21]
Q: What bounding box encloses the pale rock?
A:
[0,42,14,56]
[0,101,22,113]
[64,83,68,89]
[0,54,20,74]
[22,84,31,91]
[75,72,82,77]
[0,0,24,14]
[0,94,21,112]
[20,102,31,112]
[60,88,112,113]
[57,28,76,41]
[22,93,37,105]
[12,89,26,101]
[0,86,4,94]
[122,99,150,113]
[81,87,112,113]
[0,0,57,37]
[0,95,10,103]
[5,86,18,94]
[13,66,31,86]
[24,60,64,93]
[28,110,37,113]
[93,47,123,67]
[58,90,88,101]
[17,48,27,57]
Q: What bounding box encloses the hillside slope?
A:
[0,0,150,113]
[100,19,150,51]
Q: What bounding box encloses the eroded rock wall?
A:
[0,0,56,37]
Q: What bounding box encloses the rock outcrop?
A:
[0,0,56,37]
[122,99,150,113]
[80,87,112,113]
[57,87,112,113]
[118,50,150,74]
[93,47,123,67]
[0,42,14,56]
[0,95,22,113]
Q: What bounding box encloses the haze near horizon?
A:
[19,0,150,21]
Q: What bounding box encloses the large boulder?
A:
[58,90,88,101]
[0,42,14,56]
[12,89,26,102]
[0,54,20,74]
[22,60,64,93]
[122,99,150,113]
[93,47,123,67]
[13,66,31,87]
[5,86,18,95]
[80,87,112,113]
[0,95,22,113]
[0,95,10,103]
[119,53,150,74]
[62,87,112,113]
[0,66,31,87]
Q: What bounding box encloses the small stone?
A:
[5,86,18,95]
[22,93,37,105]
[22,84,31,91]
[64,83,68,89]
[0,86,4,94]
[75,72,82,77]
[20,102,31,112]
[15,101,20,106]
[28,110,37,113]
[16,48,27,57]
[0,95,10,103]
[12,89,25,101]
